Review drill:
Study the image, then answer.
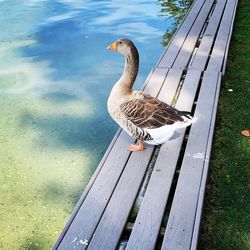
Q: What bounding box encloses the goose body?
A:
[107,39,194,151]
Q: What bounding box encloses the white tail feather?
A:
[145,116,197,145]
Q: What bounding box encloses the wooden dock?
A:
[53,0,238,249]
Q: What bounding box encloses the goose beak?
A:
[106,42,117,51]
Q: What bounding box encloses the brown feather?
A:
[120,93,186,129]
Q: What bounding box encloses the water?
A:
[0,1,191,249]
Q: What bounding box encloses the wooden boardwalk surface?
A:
[53,0,238,249]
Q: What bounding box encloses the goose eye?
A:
[118,41,122,45]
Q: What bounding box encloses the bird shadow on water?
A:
[40,180,83,214]
[42,92,79,103]
[21,237,45,250]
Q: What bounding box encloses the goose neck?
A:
[119,49,139,93]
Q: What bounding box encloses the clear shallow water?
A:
[0,0,191,249]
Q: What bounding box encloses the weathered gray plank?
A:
[161,71,220,250]
[87,145,155,250]
[190,0,227,70]
[159,68,184,105]
[143,68,169,96]
[190,73,222,250]
[222,0,238,74]
[207,0,238,71]
[158,0,206,68]
[172,0,214,69]
[56,68,168,250]
[126,70,202,250]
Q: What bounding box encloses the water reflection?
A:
[159,0,194,45]
[0,0,191,249]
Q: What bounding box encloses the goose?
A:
[106,38,194,151]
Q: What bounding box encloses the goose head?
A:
[106,39,139,91]
[107,38,136,57]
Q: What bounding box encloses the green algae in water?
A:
[0,94,97,249]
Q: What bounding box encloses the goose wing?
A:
[120,93,188,129]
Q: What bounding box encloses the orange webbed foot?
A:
[128,141,144,152]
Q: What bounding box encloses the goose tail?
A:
[181,113,197,126]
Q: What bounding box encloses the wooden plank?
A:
[53,65,157,250]
[143,68,169,96]
[157,0,206,68]
[172,0,214,69]
[126,70,202,250]
[161,71,220,250]
[190,0,227,70]
[87,69,183,250]
[222,0,238,75]
[159,68,184,105]
[56,68,168,250]
[87,145,155,250]
[207,0,238,71]
[190,73,222,250]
